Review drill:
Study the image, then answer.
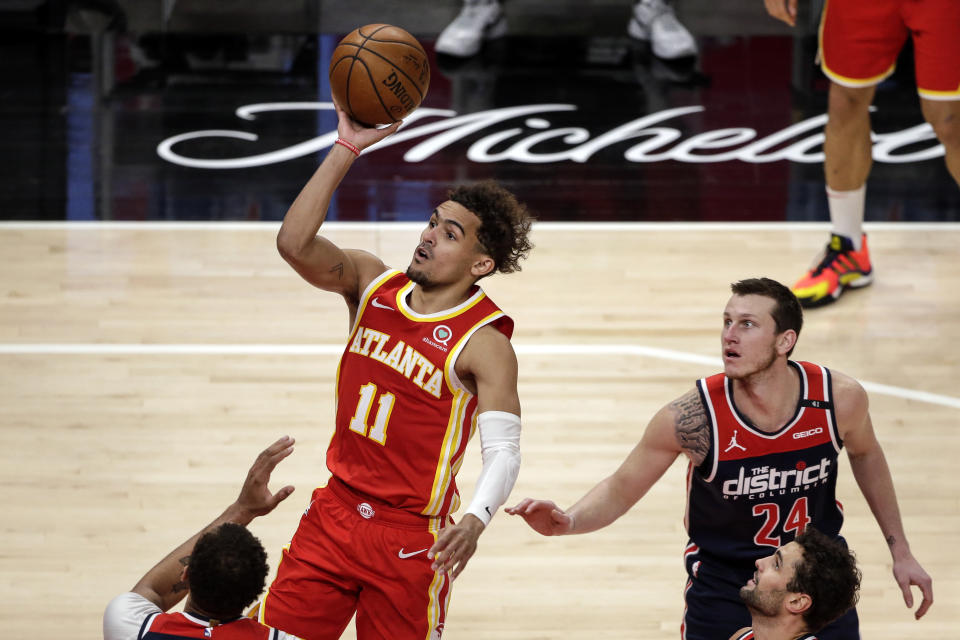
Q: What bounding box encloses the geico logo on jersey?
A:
[348,325,443,398]
[722,457,832,500]
[792,426,824,439]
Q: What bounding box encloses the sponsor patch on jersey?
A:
[792,426,824,439]
[422,325,453,352]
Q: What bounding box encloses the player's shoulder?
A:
[665,386,706,418]
[659,386,709,462]
[463,323,516,360]
[348,250,391,296]
[103,592,162,640]
[827,367,864,394]
[827,368,868,410]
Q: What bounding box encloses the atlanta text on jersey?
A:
[347,326,444,398]
[722,458,832,500]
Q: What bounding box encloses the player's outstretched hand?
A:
[762,0,797,27]
[505,498,573,536]
[334,101,402,152]
[893,553,934,619]
[234,435,296,521]
[428,514,484,580]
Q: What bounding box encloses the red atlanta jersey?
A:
[685,361,845,565]
[139,611,285,640]
[327,270,513,517]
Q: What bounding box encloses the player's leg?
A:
[259,488,360,639]
[792,0,906,308]
[435,0,507,58]
[824,82,876,194]
[921,99,960,185]
[908,0,960,186]
[629,0,698,60]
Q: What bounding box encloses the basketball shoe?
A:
[791,233,873,308]
[628,0,698,60]
[435,0,507,58]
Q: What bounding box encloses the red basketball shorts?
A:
[259,479,452,640]
[819,0,960,100]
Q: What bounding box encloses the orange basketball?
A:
[329,24,430,127]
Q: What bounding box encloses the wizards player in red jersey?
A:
[509,278,932,639]
[763,0,960,307]
[103,437,299,640]
[729,527,860,640]
[256,103,533,640]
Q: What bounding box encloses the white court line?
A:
[2,342,957,410]
[2,221,960,232]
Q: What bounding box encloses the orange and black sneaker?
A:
[791,233,873,308]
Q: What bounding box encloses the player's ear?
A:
[471,254,495,279]
[785,592,811,616]
[776,329,797,356]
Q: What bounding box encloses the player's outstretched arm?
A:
[835,372,934,619]
[130,437,296,612]
[428,327,521,579]
[509,388,704,536]
[762,0,798,27]
[276,103,401,304]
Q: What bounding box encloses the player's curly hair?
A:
[789,527,861,632]
[188,523,269,619]
[449,181,534,278]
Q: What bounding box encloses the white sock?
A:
[826,185,866,250]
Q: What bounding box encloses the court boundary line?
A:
[2,342,957,409]
[2,221,960,232]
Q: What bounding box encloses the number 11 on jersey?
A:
[349,383,396,445]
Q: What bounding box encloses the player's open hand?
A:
[235,436,296,521]
[893,553,934,619]
[334,101,402,152]
[505,498,573,536]
[763,0,797,27]
[428,514,485,580]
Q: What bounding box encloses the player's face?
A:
[739,541,803,616]
[721,294,782,379]
[406,201,491,288]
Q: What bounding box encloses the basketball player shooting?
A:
[255,102,534,640]
[508,278,932,640]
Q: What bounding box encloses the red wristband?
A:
[335,138,361,157]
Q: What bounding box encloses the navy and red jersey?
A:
[327,269,513,517]
[731,630,817,640]
[140,611,284,640]
[685,361,845,567]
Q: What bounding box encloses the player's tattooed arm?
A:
[170,555,190,595]
[669,389,710,467]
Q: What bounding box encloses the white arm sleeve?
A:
[464,410,521,526]
[103,592,161,640]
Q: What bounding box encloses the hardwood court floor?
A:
[1,223,957,639]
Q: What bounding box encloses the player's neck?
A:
[748,615,810,640]
[182,598,239,625]
[732,361,800,431]
[407,280,476,314]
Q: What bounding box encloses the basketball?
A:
[329,24,430,127]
